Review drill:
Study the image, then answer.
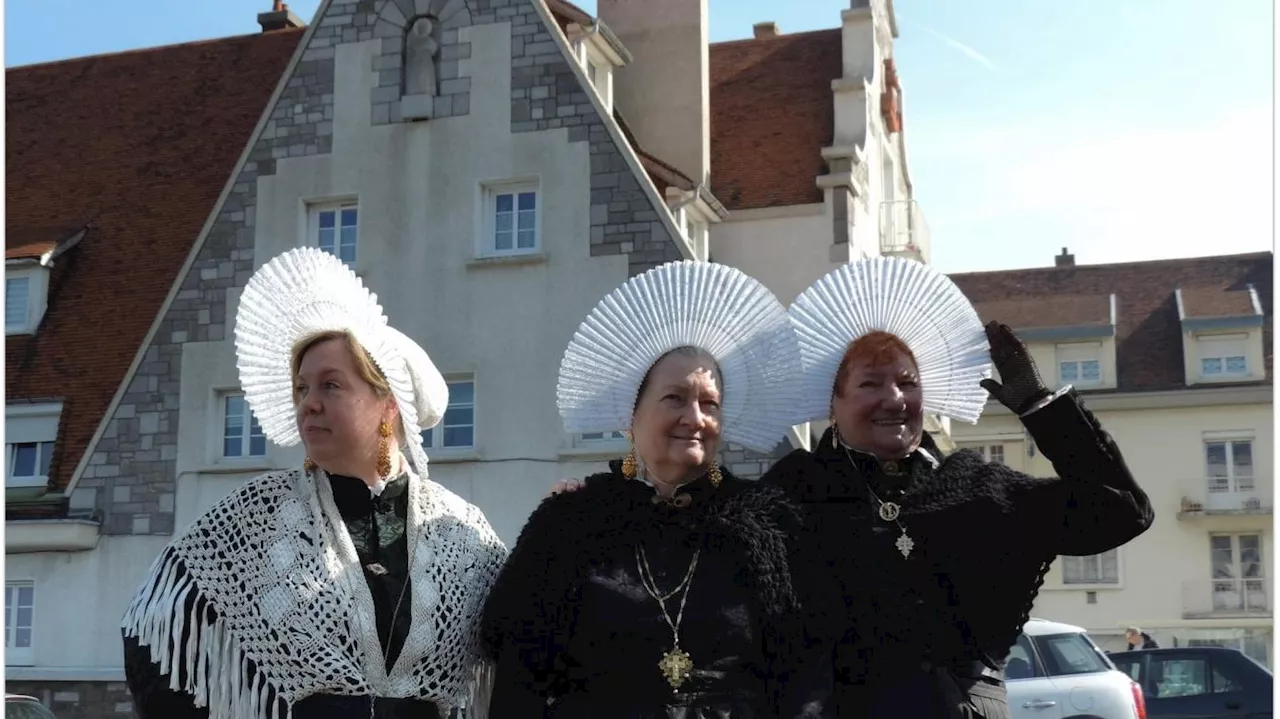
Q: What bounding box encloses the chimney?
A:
[753,21,779,39]
[1055,247,1075,268]
[258,0,304,32]
[598,0,711,186]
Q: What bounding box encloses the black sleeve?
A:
[480,492,583,717]
[122,567,210,719]
[1014,390,1154,556]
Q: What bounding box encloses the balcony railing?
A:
[1179,476,1273,517]
[879,199,931,263]
[1183,577,1272,619]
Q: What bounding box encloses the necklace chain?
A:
[841,447,916,558]
[635,545,701,691]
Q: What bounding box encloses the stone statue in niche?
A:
[404,16,439,97]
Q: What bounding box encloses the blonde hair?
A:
[290,330,392,402]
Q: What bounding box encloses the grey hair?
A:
[1125,626,1142,635]
[634,346,724,411]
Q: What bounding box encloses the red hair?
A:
[832,331,919,398]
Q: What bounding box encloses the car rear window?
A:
[1034,632,1113,676]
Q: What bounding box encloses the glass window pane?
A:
[495,194,513,213]
[12,444,36,476]
[517,208,536,231]
[517,192,537,211]
[14,627,31,648]
[38,442,53,477]
[1232,441,1253,477]
[446,407,474,427]
[1202,358,1222,375]
[249,435,267,457]
[495,213,513,233]
[340,225,358,249]
[318,228,336,253]
[1205,442,1227,476]
[443,426,473,447]
[318,210,336,229]
[339,243,357,265]
[494,231,513,250]
[517,230,536,249]
[1081,360,1100,381]
[449,382,475,405]
[17,586,32,607]
[1058,362,1076,383]
[419,429,432,449]
[5,278,29,327]
[16,607,31,628]
[224,437,243,458]
[1225,356,1246,374]
[340,208,358,227]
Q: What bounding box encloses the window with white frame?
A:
[421,378,475,450]
[309,202,359,266]
[6,403,61,489]
[6,275,31,332]
[581,431,626,443]
[221,393,267,459]
[5,581,34,666]
[1205,438,1254,495]
[1062,549,1119,585]
[1196,333,1248,378]
[959,443,1005,465]
[1056,342,1102,387]
[483,184,539,256]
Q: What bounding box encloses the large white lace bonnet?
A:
[789,255,993,424]
[557,260,805,453]
[234,247,449,473]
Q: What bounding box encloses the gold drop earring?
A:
[622,431,638,479]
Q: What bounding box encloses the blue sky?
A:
[6,0,1274,273]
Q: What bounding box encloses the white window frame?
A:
[420,377,476,451]
[5,403,62,489]
[578,42,613,110]
[480,182,541,258]
[219,392,267,460]
[1056,342,1103,388]
[1204,437,1255,494]
[681,208,708,260]
[1062,549,1120,585]
[1196,333,1249,379]
[5,267,49,336]
[307,200,360,267]
[5,580,35,666]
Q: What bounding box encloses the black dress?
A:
[764,390,1154,719]
[480,463,831,718]
[123,472,442,719]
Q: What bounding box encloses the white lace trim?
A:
[121,467,507,719]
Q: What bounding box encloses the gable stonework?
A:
[77,0,683,535]
[720,441,794,481]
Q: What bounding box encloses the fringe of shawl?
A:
[121,545,292,719]
[463,658,496,719]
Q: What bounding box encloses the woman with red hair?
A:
[766,257,1153,718]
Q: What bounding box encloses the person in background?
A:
[1126,627,1159,650]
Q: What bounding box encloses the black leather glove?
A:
[979,321,1053,414]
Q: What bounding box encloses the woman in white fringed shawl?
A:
[121,248,508,719]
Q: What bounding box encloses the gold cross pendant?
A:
[658,646,694,692]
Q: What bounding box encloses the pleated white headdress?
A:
[557,260,805,453]
[789,256,993,424]
[234,247,449,473]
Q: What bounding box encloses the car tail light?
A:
[1130,679,1147,719]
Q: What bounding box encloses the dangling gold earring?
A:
[830,412,840,449]
[621,431,637,479]
[708,460,722,488]
[304,457,317,473]
[376,420,393,479]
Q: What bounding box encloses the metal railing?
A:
[1179,476,1272,515]
[1182,577,1272,618]
[878,199,931,263]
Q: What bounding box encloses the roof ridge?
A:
[950,251,1272,278]
[711,27,840,49]
[6,26,305,72]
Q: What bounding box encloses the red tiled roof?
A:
[1180,286,1259,319]
[709,29,842,210]
[951,253,1273,393]
[972,294,1113,330]
[5,28,304,501]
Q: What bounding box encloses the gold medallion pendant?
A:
[658,645,694,691]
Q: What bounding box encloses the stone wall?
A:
[7,680,133,718]
[720,440,795,481]
[74,0,684,534]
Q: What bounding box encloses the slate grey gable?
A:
[76,0,687,534]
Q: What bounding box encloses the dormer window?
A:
[5,267,50,336]
[1196,333,1249,378]
[566,21,630,113]
[1175,286,1265,385]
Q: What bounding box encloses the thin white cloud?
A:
[897,13,998,72]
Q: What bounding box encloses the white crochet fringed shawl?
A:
[121,467,508,719]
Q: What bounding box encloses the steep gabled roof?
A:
[4,28,305,507]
